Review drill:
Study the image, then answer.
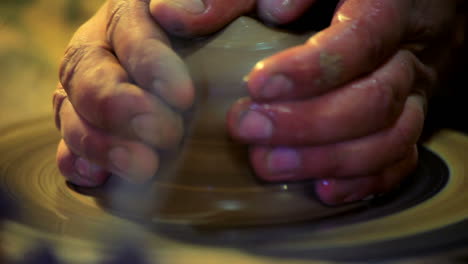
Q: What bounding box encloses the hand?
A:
[228,0,465,204]
[53,0,255,186]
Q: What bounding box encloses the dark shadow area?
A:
[273,0,339,32]
[17,245,60,264]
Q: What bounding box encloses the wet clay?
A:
[165,16,313,187]
[79,17,366,226]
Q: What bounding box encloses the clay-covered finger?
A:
[56,140,109,187]
[245,0,411,101]
[59,99,160,183]
[107,0,194,110]
[149,0,256,37]
[257,0,317,24]
[315,146,418,205]
[229,51,433,145]
[247,94,425,180]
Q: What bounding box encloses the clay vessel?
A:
[167,16,311,187]
[94,17,364,226]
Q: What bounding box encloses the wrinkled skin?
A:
[54,0,465,204]
[54,0,256,186]
[228,0,465,204]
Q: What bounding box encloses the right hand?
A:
[53,0,255,186]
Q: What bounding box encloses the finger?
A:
[245,0,411,101]
[149,0,256,37]
[257,0,317,24]
[315,146,418,205]
[56,140,109,187]
[248,94,425,180]
[59,36,183,149]
[59,98,160,183]
[107,0,195,110]
[228,50,433,145]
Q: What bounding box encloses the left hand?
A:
[227,0,465,204]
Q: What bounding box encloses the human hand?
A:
[53,0,255,186]
[228,0,464,204]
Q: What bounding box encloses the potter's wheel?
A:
[1,117,468,263]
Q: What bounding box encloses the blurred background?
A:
[0,0,103,127]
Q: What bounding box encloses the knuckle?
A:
[60,43,107,94]
[52,85,68,130]
[60,42,115,98]
[95,87,138,131]
[83,62,112,84]
[353,19,385,65]
[59,43,86,91]
[106,0,129,44]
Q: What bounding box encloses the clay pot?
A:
[98,17,363,226]
[165,16,311,187]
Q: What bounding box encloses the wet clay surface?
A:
[85,17,366,225]
[56,17,442,226]
[159,16,312,188]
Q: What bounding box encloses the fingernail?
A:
[132,114,159,144]
[238,110,273,140]
[75,157,90,177]
[261,75,293,99]
[74,157,98,185]
[170,0,205,14]
[408,93,427,115]
[319,179,330,187]
[262,0,295,23]
[108,147,130,175]
[267,148,300,173]
[275,0,294,10]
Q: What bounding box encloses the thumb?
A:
[150,0,256,37]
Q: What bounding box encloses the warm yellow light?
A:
[337,12,352,22]
[254,61,265,71]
